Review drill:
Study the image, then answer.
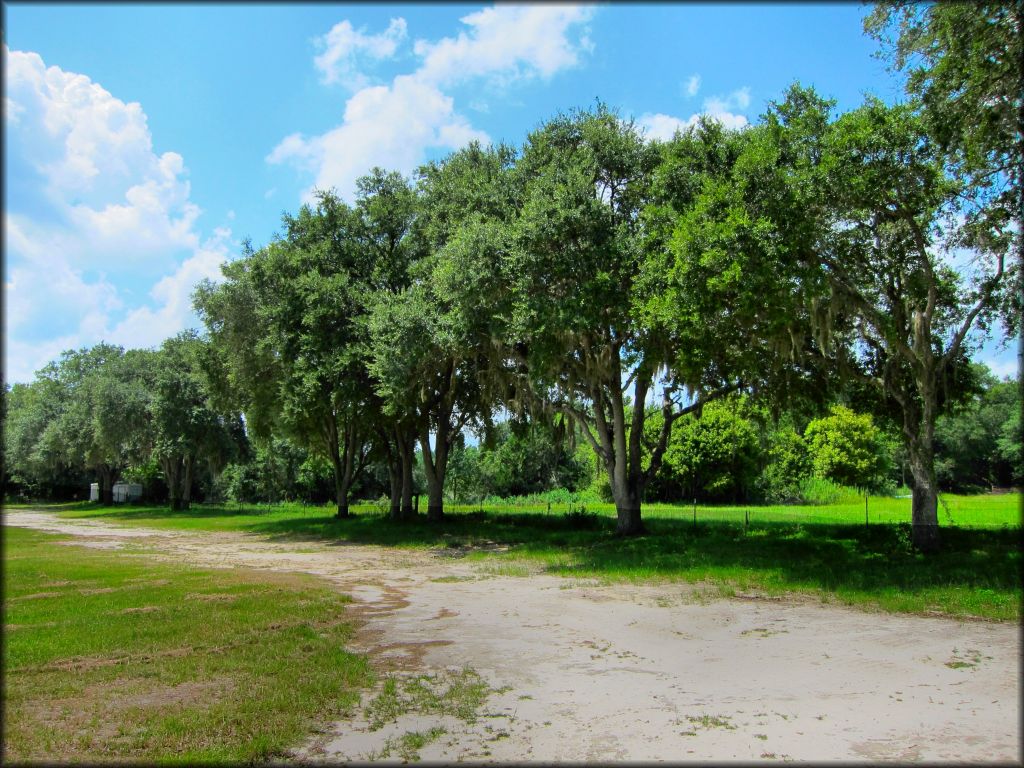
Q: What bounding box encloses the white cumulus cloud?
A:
[3,45,235,383]
[269,4,596,202]
[106,228,233,350]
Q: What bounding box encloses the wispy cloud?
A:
[314,17,408,88]
[268,4,596,203]
[685,74,700,97]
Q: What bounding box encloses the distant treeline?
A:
[4,355,1018,509]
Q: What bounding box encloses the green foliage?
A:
[641,115,815,404]
[866,3,1021,318]
[3,381,90,500]
[217,439,328,505]
[482,422,591,498]
[648,396,761,503]
[934,368,1022,490]
[195,189,379,513]
[995,408,1022,486]
[443,423,593,503]
[150,331,244,509]
[804,405,891,491]
[756,419,812,503]
[25,344,153,502]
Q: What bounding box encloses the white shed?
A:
[112,482,143,503]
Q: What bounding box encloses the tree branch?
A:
[940,251,1006,371]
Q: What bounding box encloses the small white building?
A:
[113,482,143,503]
[89,482,143,502]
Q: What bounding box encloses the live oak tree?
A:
[365,148,515,522]
[34,344,151,504]
[635,114,821,526]
[149,332,242,510]
[353,168,428,520]
[866,3,1022,299]
[765,86,1018,551]
[368,282,489,522]
[195,192,373,518]
[3,379,90,499]
[476,105,747,535]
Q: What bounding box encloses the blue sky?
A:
[4,2,1017,384]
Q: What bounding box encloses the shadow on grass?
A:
[31,502,1022,609]
[242,509,1022,599]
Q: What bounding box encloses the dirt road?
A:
[5,509,1020,763]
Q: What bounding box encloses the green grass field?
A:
[23,489,1021,530]
[8,491,1020,621]
[3,526,372,764]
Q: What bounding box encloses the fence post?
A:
[865,492,869,529]
[744,508,749,531]
[692,499,697,529]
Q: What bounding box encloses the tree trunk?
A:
[181,455,194,510]
[420,419,451,524]
[97,465,115,506]
[162,456,183,511]
[398,430,415,519]
[327,424,351,519]
[612,477,644,536]
[387,462,401,519]
[381,428,404,519]
[332,463,349,519]
[903,371,941,553]
[613,366,648,536]
[424,473,444,523]
[610,487,643,536]
[908,449,940,553]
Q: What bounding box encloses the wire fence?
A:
[341,493,1021,530]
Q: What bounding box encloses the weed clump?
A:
[563,504,600,530]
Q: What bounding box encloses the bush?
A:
[804,405,892,491]
[646,396,762,503]
[757,423,811,503]
[563,503,601,529]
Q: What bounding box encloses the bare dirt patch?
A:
[5,508,1020,763]
[17,675,235,755]
[116,606,161,615]
[9,590,63,601]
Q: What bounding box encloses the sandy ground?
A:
[4,509,1020,764]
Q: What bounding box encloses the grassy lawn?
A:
[21,490,1021,530]
[2,526,372,765]
[8,492,1020,622]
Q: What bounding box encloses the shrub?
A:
[804,405,892,491]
